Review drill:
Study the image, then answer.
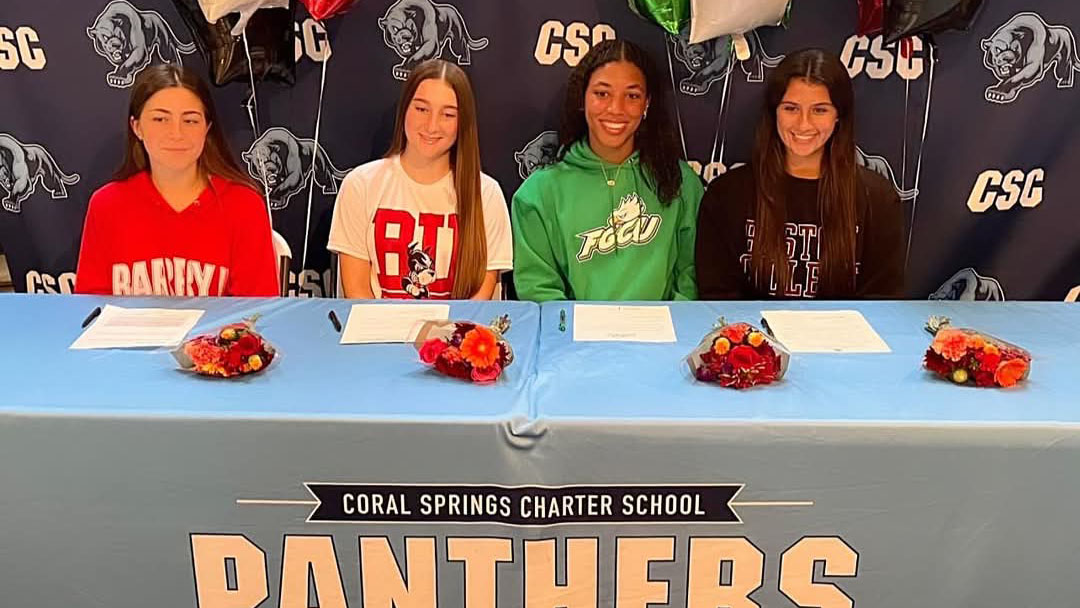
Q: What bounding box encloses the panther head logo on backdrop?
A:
[514,131,560,181]
[981,12,1080,104]
[855,147,918,201]
[242,127,350,210]
[86,0,196,88]
[378,0,489,80]
[929,268,1006,301]
[0,133,80,214]
[670,28,784,96]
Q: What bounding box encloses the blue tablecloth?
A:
[0,294,539,420]
[3,294,1080,608]
[534,300,1080,423]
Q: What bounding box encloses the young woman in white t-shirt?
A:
[328,60,512,299]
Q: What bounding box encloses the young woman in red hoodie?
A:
[75,64,277,297]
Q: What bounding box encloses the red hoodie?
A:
[75,171,278,297]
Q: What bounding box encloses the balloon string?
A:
[708,43,734,170]
[242,28,273,224]
[901,66,910,205]
[906,38,934,269]
[664,34,688,159]
[302,25,330,271]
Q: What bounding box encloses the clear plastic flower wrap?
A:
[414,315,513,384]
[172,315,276,378]
[922,316,1030,388]
[686,319,790,388]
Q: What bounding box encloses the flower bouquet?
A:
[687,319,790,388]
[172,315,276,378]
[415,315,514,384]
[923,316,1030,387]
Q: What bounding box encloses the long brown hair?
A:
[386,60,486,299]
[559,39,684,204]
[114,64,256,190]
[752,48,857,297]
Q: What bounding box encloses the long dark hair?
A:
[115,64,255,189]
[752,48,857,297]
[386,59,486,299]
[558,39,684,204]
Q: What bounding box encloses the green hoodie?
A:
[511,140,703,302]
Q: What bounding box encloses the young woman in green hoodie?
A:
[511,39,703,302]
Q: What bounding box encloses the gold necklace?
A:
[599,159,627,187]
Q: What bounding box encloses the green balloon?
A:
[628,0,690,35]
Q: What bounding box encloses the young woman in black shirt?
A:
[695,48,905,299]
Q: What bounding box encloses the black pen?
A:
[328,309,342,332]
[81,306,102,328]
[759,316,774,337]
[559,309,567,332]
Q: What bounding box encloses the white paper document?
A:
[573,304,677,342]
[760,310,891,353]
[340,304,451,344]
[70,305,205,349]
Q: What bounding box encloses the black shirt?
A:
[695,165,905,299]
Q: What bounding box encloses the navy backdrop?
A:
[1,0,1077,300]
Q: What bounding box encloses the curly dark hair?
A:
[558,39,685,204]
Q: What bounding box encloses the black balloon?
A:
[883,0,984,44]
[174,0,296,87]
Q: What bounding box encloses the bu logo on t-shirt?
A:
[373,208,458,298]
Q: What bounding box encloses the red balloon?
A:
[301,0,357,21]
[857,0,884,36]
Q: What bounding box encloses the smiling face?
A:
[775,78,838,174]
[584,60,648,163]
[403,78,459,164]
[131,86,209,175]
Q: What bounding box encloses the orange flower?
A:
[460,327,500,369]
[931,329,970,362]
[712,337,731,355]
[721,323,750,344]
[983,343,1000,356]
[971,335,986,349]
[747,331,765,347]
[994,358,1028,387]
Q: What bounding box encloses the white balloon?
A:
[689,0,790,44]
[198,0,289,36]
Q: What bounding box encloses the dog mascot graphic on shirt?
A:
[86,0,196,88]
[930,268,1006,301]
[855,147,918,201]
[0,133,81,214]
[514,131,560,180]
[242,127,350,210]
[982,12,1080,104]
[402,242,437,298]
[378,0,489,80]
[670,28,783,95]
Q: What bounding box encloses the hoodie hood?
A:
[562,139,640,173]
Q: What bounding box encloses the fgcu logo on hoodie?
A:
[576,193,662,261]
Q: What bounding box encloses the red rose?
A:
[224,347,248,372]
[419,338,449,364]
[234,333,262,357]
[975,350,1001,373]
[728,345,762,370]
[974,370,996,387]
[923,349,952,377]
[470,363,502,384]
[435,348,470,379]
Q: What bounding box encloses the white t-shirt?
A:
[328,156,513,299]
